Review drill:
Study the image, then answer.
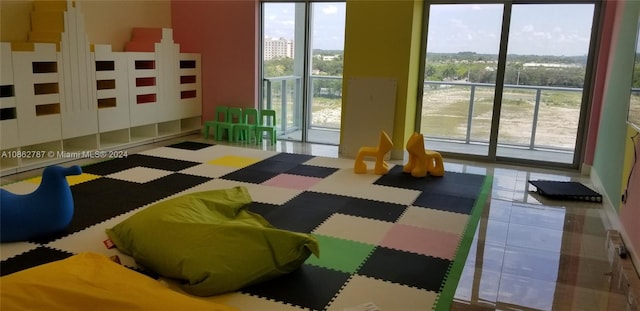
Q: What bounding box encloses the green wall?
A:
[593,0,639,206]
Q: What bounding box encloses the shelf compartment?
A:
[136,93,156,104]
[0,148,20,171]
[180,90,197,99]
[180,75,196,84]
[99,129,130,149]
[97,97,117,109]
[96,79,116,90]
[35,103,60,116]
[130,124,156,142]
[20,140,62,166]
[0,85,15,98]
[158,120,180,137]
[33,82,59,95]
[0,107,17,120]
[32,61,57,73]
[95,60,115,71]
[134,60,155,70]
[63,134,98,153]
[135,77,156,87]
[180,116,201,132]
[179,60,196,69]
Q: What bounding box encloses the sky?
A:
[263,2,346,51]
[427,4,595,56]
[263,3,595,56]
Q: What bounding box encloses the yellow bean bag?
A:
[0,252,237,311]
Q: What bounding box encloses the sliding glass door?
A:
[419,1,599,167]
[260,1,345,145]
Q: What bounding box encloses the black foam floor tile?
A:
[166,141,213,150]
[374,166,445,190]
[222,168,279,184]
[412,192,478,215]
[266,206,333,233]
[339,197,407,222]
[268,152,315,164]
[29,173,213,243]
[244,159,300,174]
[375,167,486,193]
[246,201,279,218]
[81,154,201,175]
[241,264,350,311]
[357,246,451,292]
[286,164,338,178]
[419,180,483,199]
[284,191,348,214]
[1,246,73,276]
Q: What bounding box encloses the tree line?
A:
[263,51,589,96]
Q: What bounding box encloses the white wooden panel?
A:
[0,42,14,84]
[0,119,19,149]
[95,46,130,132]
[340,77,397,158]
[128,52,157,127]
[60,2,97,139]
[34,93,60,105]
[32,73,59,83]
[179,53,202,119]
[13,44,62,146]
[155,28,181,123]
[0,97,16,109]
[0,43,19,149]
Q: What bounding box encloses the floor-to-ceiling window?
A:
[260,1,345,145]
[419,1,600,168]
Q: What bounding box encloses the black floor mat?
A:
[528,180,602,203]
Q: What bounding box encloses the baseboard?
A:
[591,168,640,277]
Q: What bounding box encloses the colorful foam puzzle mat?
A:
[0,141,492,311]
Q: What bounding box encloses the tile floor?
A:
[0,134,630,311]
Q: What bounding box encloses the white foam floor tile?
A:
[311,169,420,205]
[208,144,278,160]
[46,218,137,268]
[0,242,39,261]
[313,213,393,245]
[138,146,214,163]
[188,291,306,311]
[179,163,239,178]
[0,180,38,194]
[175,179,302,205]
[106,167,173,183]
[398,206,469,234]
[326,275,438,311]
[304,156,360,169]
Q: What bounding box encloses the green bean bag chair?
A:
[106,186,319,296]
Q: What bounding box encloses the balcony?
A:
[421,81,581,164]
[262,77,580,164]
[262,75,342,145]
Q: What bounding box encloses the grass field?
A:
[422,86,582,150]
[265,83,583,151]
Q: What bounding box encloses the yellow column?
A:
[341,0,423,159]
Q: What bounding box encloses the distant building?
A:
[523,62,581,68]
[264,37,294,60]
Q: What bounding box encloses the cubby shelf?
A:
[0,25,202,176]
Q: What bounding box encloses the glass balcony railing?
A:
[262,75,343,137]
[422,81,583,153]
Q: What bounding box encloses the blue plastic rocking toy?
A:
[1,165,82,242]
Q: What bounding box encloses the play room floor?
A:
[1,133,629,311]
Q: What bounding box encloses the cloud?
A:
[522,24,534,32]
[322,5,337,15]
